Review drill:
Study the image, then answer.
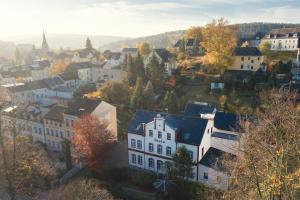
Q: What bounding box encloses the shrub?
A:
[131,171,157,189]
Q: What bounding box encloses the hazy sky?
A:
[0,0,299,38]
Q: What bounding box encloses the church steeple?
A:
[42,29,49,54]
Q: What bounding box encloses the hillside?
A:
[102,23,300,51]
[2,34,129,51]
[101,30,185,51]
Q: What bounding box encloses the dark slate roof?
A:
[44,105,66,122]
[128,110,160,135]
[199,147,232,171]
[184,102,216,117]
[233,47,262,56]
[153,49,175,62]
[178,117,208,146]
[7,76,65,93]
[186,39,196,47]
[214,112,240,132]
[64,99,101,117]
[174,39,184,48]
[43,76,65,88]
[76,48,98,58]
[128,110,208,146]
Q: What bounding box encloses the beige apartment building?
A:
[228,47,264,72]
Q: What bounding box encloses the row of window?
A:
[149,130,171,140]
[241,57,260,61]
[46,128,70,138]
[47,140,61,150]
[131,154,164,170]
[272,45,296,49]
[241,65,254,70]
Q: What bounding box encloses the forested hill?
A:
[101,23,300,51]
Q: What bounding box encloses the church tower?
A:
[42,29,49,55]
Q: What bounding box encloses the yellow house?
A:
[229,47,264,71]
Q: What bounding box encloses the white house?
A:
[144,49,177,76]
[1,104,49,144]
[120,48,138,63]
[30,59,51,81]
[262,28,300,51]
[77,62,126,83]
[127,102,240,190]
[72,49,99,64]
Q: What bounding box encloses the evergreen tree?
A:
[86,37,93,50]
[134,53,146,82]
[130,77,144,111]
[126,55,137,86]
[163,91,178,113]
[146,54,165,89]
[63,140,72,170]
[143,80,155,109]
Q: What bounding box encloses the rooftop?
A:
[64,98,101,117]
[44,105,66,122]
[233,47,262,57]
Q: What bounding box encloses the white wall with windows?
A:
[198,164,229,191]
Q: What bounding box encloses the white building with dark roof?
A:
[262,28,300,51]
[127,102,241,190]
[144,49,177,76]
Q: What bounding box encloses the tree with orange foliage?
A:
[202,18,237,73]
[72,115,115,167]
[184,26,203,42]
[49,58,71,75]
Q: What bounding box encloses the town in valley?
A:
[0,1,299,200]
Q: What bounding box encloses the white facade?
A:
[262,33,300,51]
[128,108,240,190]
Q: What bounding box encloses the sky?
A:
[0,0,300,38]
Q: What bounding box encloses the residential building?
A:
[127,102,240,190]
[229,47,265,72]
[77,62,125,84]
[31,59,51,81]
[63,98,118,141]
[72,49,99,64]
[144,49,177,76]
[4,76,70,105]
[1,104,48,143]
[120,48,138,63]
[72,38,99,64]
[262,28,300,51]
[44,105,67,151]
[240,32,266,48]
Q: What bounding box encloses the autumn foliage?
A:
[72,115,115,167]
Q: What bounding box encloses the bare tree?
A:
[223,91,300,200]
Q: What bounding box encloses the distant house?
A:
[228,47,265,72]
[174,39,185,51]
[127,102,241,190]
[144,48,177,76]
[103,52,122,69]
[43,98,117,152]
[31,59,51,81]
[261,28,300,51]
[72,49,99,64]
[240,32,266,48]
[120,48,138,63]
[77,62,125,84]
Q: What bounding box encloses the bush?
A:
[131,171,157,190]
